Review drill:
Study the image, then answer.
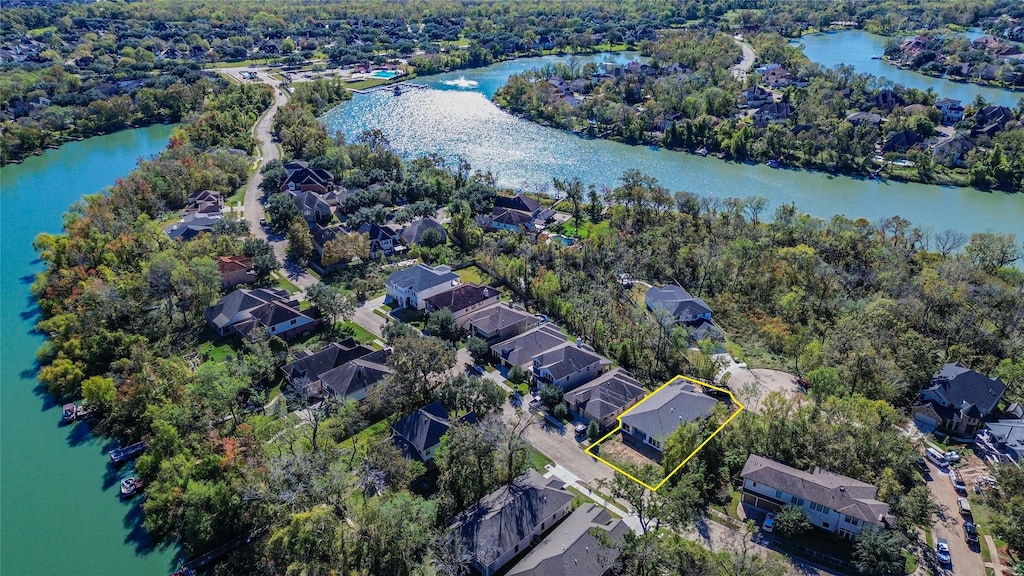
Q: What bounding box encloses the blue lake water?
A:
[0,125,180,576]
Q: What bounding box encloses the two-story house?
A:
[206,288,317,340]
[464,303,540,343]
[216,255,255,289]
[281,160,334,194]
[384,264,460,310]
[281,338,376,396]
[424,284,501,321]
[739,86,773,108]
[619,376,717,452]
[356,222,405,259]
[935,98,965,125]
[505,503,629,576]
[491,324,568,368]
[912,362,1006,436]
[450,470,574,576]
[740,454,895,540]
[564,368,648,429]
[531,342,610,390]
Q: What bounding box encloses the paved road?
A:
[731,37,757,80]
[923,460,984,576]
[351,295,387,339]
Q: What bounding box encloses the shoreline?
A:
[0,116,177,169]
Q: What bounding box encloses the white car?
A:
[936,538,951,565]
[762,513,775,533]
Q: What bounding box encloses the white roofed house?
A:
[740,454,895,540]
[384,264,460,310]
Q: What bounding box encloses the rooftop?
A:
[620,377,718,443]
[506,503,628,576]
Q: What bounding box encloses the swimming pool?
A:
[372,70,399,79]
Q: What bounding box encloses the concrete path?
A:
[731,37,757,80]
[351,295,387,338]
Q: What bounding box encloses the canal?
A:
[0,125,179,576]
[323,53,1023,237]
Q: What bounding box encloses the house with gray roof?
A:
[281,338,375,396]
[465,303,540,343]
[506,503,628,576]
[384,264,460,310]
[491,324,568,368]
[912,362,1006,436]
[488,207,536,233]
[740,454,895,539]
[531,342,610,390]
[399,216,447,246]
[620,376,718,452]
[494,193,541,215]
[391,400,476,463]
[982,418,1024,462]
[424,284,501,320]
[319,349,392,401]
[450,469,574,576]
[164,213,222,241]
[206,288,316,340]
[645,285,712,325]
[291,190,334,224]
[565,368,648,428]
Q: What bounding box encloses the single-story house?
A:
[318,349,392,401]
[489,207,536,233]
[846,111,883,127]
[740,454,895,539]
[391,400,476,463]
[933,136,976,168]
[450,469,574,576]
[975,105,1014,127]
[645,284,712,325]
[564,368,647,428]
[620,376,718,452]
[216,255,255,289]
[531,342,610,390]
[912,362,1006,436]
[384,264,460,310]
[495,194,541,216]
[399,216,447,246]
[464,303,539,343]
[186,190,224,216]
[491,324,568,368]
[164,213,222,241]
[424,284,501,320]
[505,503,629,576]
[880,129,924,153]
[206,288,316,340]
[753,102,794,127]
[281,338,376,396]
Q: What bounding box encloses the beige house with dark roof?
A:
[740,455,894,539]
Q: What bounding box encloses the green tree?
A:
[426,308,463,343]
[852,527,907,576]
[287,217,313,264]
[307,282,355,329]
[81,375,116,412]
[774,505,811,539]
[508,364,529,386]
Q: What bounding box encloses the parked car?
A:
[574,424,588,437]
[528,399,545,412]
[944,450,962,463]
[964,522,979,546]
[468,364,485,375]
[936,538,951,565]
[957,497,972,518]
[950,470,967,493]
[762,513,775,533]
[916,457,929,473]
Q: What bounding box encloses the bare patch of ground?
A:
[728,368,805,413]
[595,434,660,471]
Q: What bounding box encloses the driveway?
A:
[923,459,985,576]
[727,367,804,413]
[351,295,387,339]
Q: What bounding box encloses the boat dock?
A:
[348,81,429,95]
[170,526,268,576]
[109,441,147,465]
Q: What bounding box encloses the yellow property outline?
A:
[584,375,744,491]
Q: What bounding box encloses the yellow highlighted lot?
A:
[584,375,744,491]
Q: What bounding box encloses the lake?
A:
[0,125,179,576]
[323,54,1023,237]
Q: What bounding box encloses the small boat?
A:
[62,403,77,424]
[766,159,780,168]
[392,85,402,96]
[109,441,147,465]
[871,55,882,60]
[696,147,709,157]
[120,476,142,498]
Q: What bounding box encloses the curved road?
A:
[731,37,756,80]
[226,68,320,291]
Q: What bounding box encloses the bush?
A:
[587,420,601,441]
[508,364,528,385]
[775,505,812,539]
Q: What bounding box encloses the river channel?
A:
[324,51,1023,237]
[0,125,178,576]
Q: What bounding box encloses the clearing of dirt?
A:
[727,368,804,412]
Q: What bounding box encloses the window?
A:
[790,496,804,506]
[290,319,297,325]
[809,502,831,515]
[847,517,859,526]
[821,522,830,529]
[775,490,784,499]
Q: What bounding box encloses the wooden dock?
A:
[348,81,429,95]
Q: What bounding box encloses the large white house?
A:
[740,455,895,540]
[384,264,460,310]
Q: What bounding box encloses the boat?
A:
[392,85,402,96]
[766,159,780,168]
[109,441,147,465]
[696,147,709,157]
[120,476,142,498]
[62,403,77,424]
[871,55,882,60]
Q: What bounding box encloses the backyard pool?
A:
[372,70,399,79]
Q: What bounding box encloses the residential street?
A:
[731,37,756,80]
[923,460,985,576]
[350,295,387,339]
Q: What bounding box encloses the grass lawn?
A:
[527,445,553,472]
[903,551,918,574]
[273,272,301,294]
[340,321,377,344]
[349,417,391,456]
[559,219,610,240]
[455,265,494,286]
[224,187,246,205]
[711,487,743,520]
[28,26,57,37]
[345,77,393,91]
[205,58,282,69]
[202,342,238,362]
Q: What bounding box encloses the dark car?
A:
[964,522,980,546]
[916,457,929,473]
